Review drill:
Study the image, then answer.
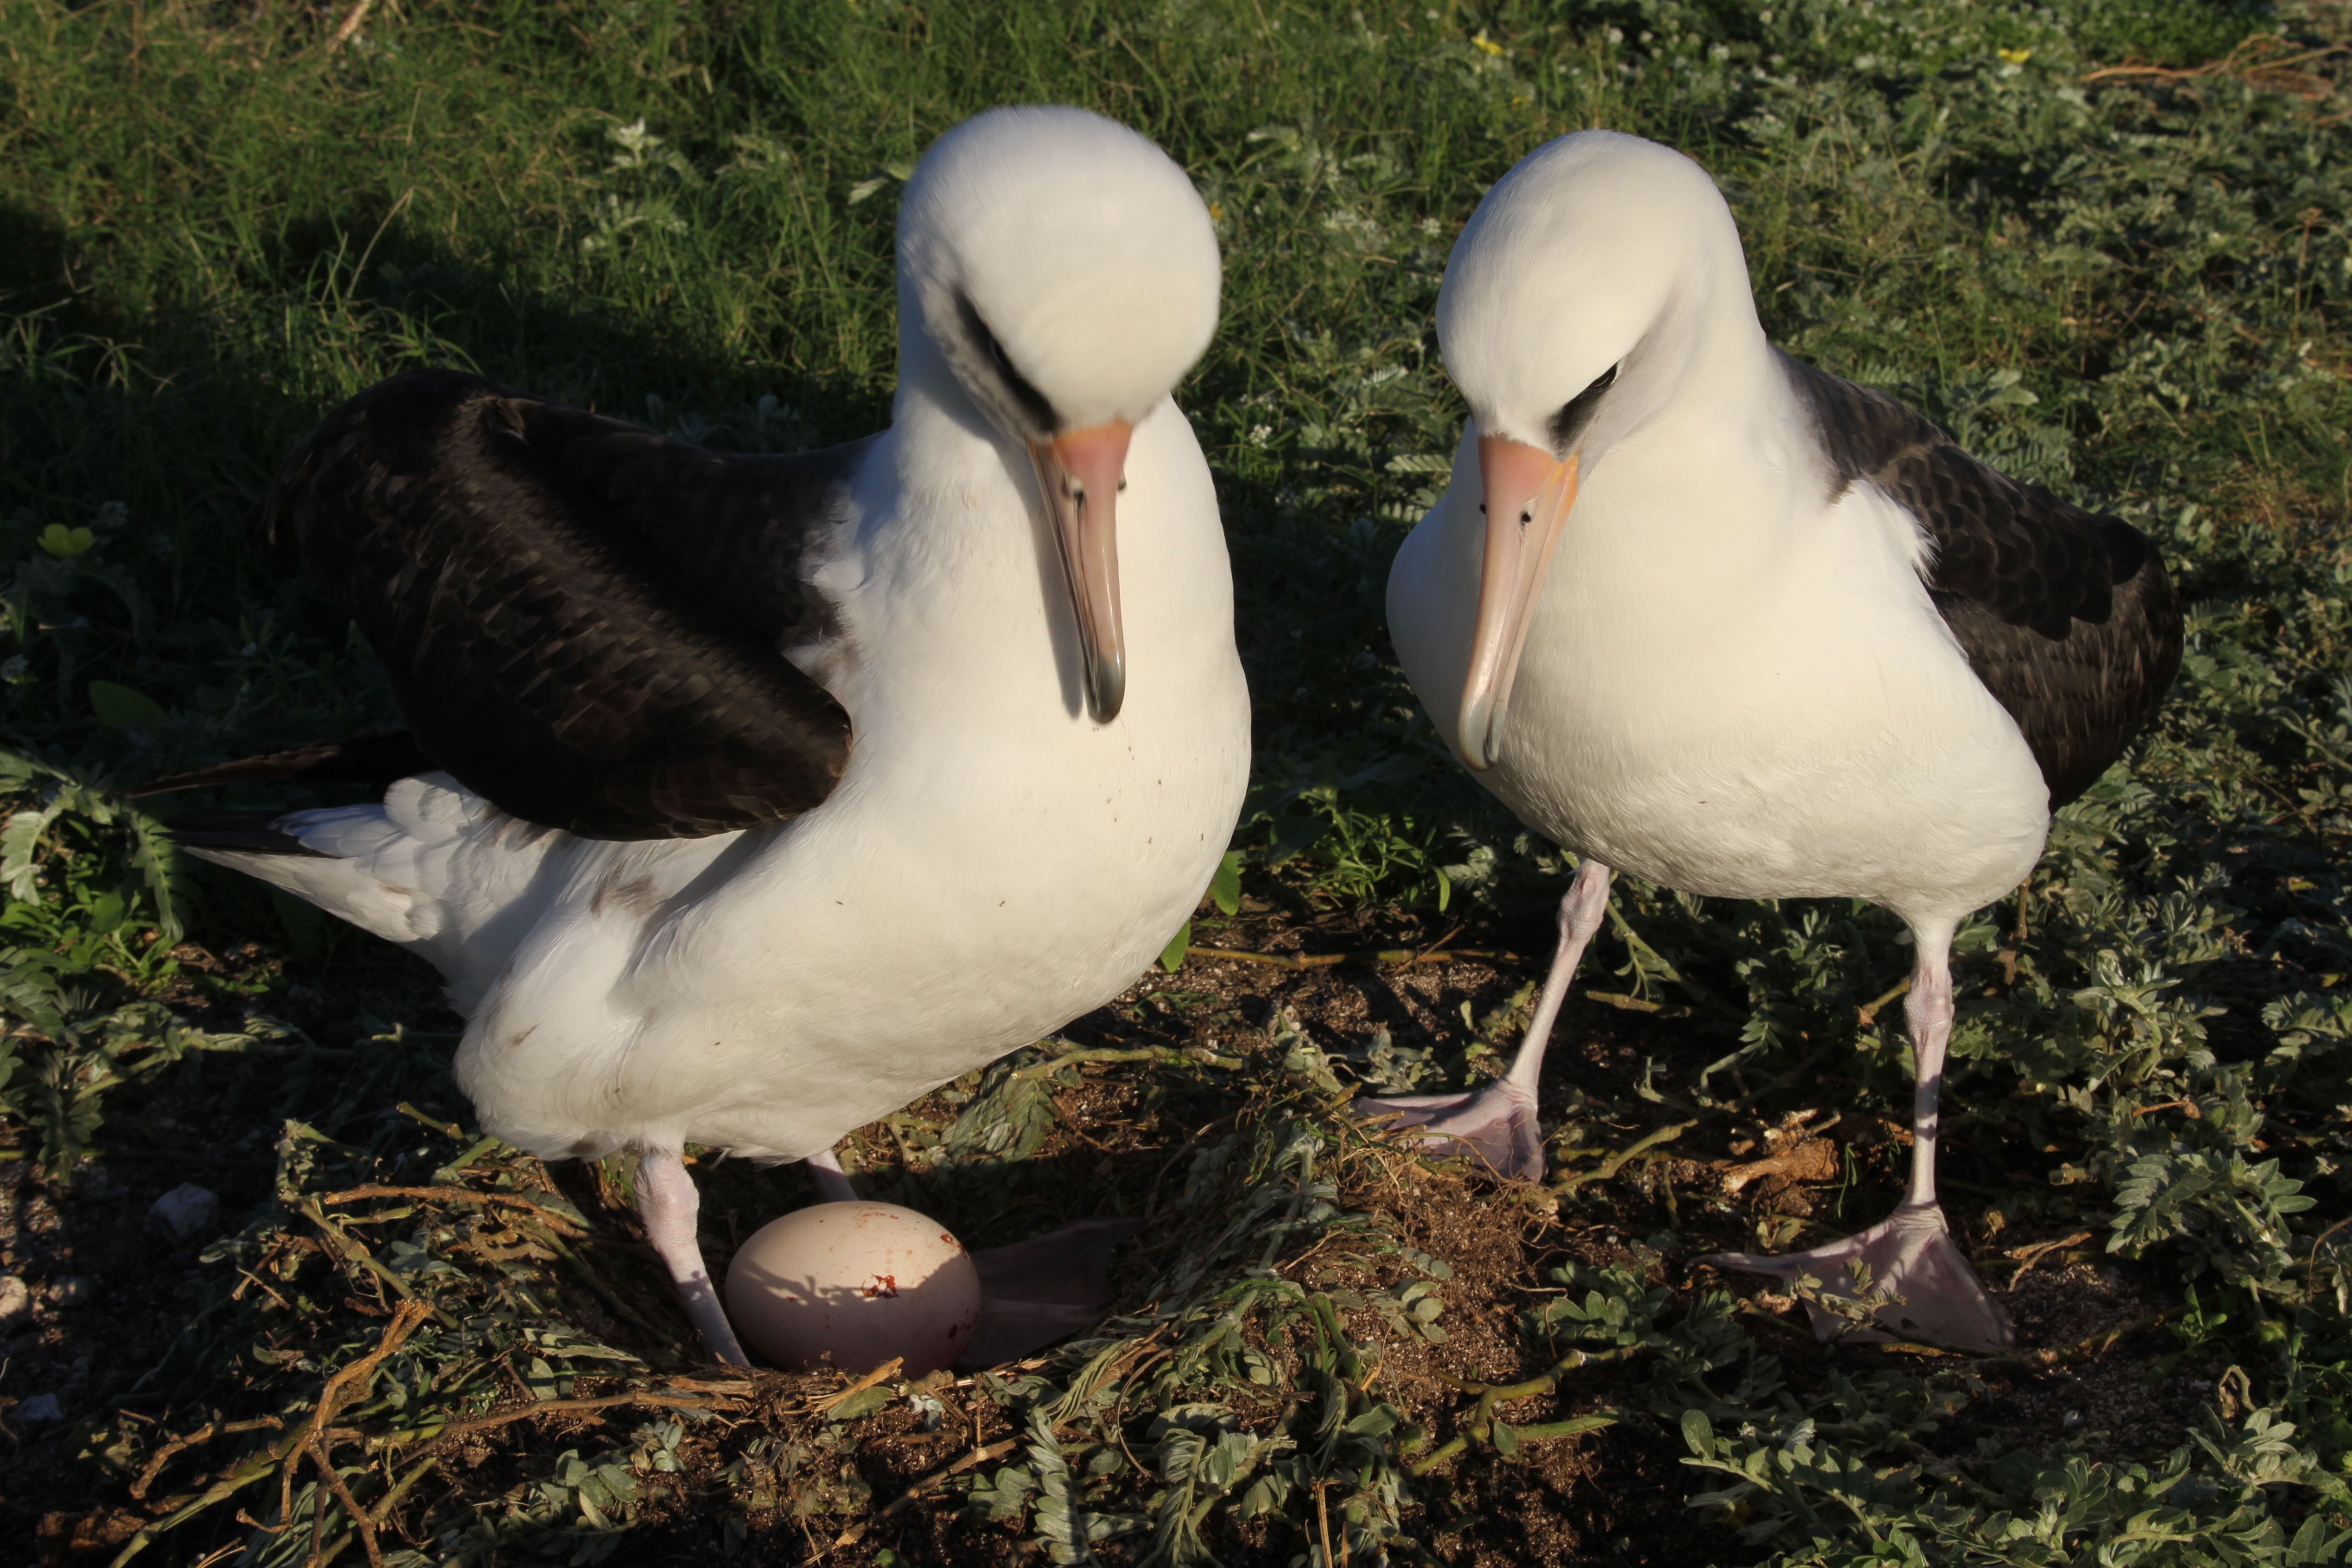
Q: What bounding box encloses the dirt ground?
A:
[2,909,2220,1566]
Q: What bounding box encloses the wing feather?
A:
[1779,352,2183,807]
[252,369,863,838]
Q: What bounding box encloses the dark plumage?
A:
[137,733,436,796]
[235,369,867,839]
[1781,352,2184,806]
[162,812,325,858]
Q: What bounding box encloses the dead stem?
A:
[318,1185,591,1237]
[386,1387,743,1450]
[1189,945,1519,970]
[131,1416,285,1500]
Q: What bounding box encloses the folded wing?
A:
[247,369,867,838]
[1781,353,2183,808]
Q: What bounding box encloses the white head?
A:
[897,107,1222,723]
[1433,131,1755,768]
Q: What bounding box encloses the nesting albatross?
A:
[155,106,1250,1366]
[1377,131,2180,1351]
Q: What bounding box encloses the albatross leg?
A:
[637,1149,750,1367]
[1695,934,2013,1353]
[804,1147,858,1203]
[1355,858,1611,1182]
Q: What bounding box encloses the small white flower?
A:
[1606,25,1623,42]
[1249,424,1274,446]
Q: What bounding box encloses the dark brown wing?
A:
[250,368,865,839]
[1779,352,2183,808]
[137,733,439,796]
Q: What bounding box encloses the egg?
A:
[724,1201,984,1376]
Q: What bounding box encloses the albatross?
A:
[157,106,1250,1366]
[1375,130,2180,1351]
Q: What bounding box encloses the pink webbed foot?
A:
[959,1217,1141,1368]
[1356,1079,1543,1181]
[1352,860,1613,1185]
[1696,1201,2013,1353]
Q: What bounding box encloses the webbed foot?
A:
[960,1217,1141,1368]
[1695,1201,2012,1353]
[1356,1079,1543,1181]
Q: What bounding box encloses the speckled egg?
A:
[724,1202,983,1376]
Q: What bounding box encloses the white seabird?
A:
[157,106,1250,1366]
[1375,131,2180,1351]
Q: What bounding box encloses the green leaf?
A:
[37,523,93,557]
[1158,920,1191,972]
[1209,850,1244,916]
[827,1385,890,1423]
[88,680,164,728]
[1681,1408,1717,1462]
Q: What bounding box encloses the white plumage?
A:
[189,107,1250,1364]
[1372,131,2179,1352]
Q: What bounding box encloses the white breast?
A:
[451,391,1250,1162]
[1391,412,2047,934]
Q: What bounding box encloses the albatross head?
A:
[1435,130,1748,769]
[897,105,1222,725]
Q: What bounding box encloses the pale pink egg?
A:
[724,1202,983,1376]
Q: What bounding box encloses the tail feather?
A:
[135,733,436,797]
[172,775,567,1011]
[166,811,324,858]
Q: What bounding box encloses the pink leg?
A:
[1695,933,2012,1353]
[637,1149,749,1367]
[805,1147,858,1203]
[1356,859,1611,1181]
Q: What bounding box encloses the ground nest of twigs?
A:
[4,909,2285,1568]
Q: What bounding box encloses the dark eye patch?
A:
[1549,362,1618,453]
[956,293,1058,432]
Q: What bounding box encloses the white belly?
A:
[1390,442,2048,935]
[451,396,1252,1161]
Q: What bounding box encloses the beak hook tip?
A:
[1087,664,1127,725]
[1457,704,1497,772]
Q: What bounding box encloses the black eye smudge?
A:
[1549,361,1619,453]
[955,292,1058,432]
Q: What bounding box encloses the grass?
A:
[7,0,2352,1562]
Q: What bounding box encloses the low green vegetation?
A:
[7,0,2352,1562]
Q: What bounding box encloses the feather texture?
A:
[253,369,862,838]
[1780,353,2184,807]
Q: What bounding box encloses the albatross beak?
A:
[1459,435,1579,770]
[1029,422,1134,724]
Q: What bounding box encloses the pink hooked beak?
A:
[1458,436,1580,770]
[1028,422,1134,723]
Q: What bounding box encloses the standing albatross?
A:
[1376,131,2180,1351]
[158,106,1250,1366]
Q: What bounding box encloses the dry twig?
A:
[319,1184,590,1237]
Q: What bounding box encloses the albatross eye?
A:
[1549,362,1619,452]
[955,292,1058,431]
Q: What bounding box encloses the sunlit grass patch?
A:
[8,0,2352,1561]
